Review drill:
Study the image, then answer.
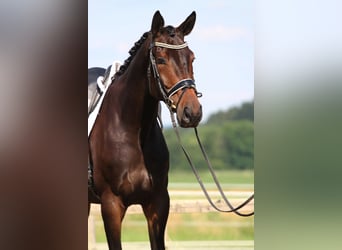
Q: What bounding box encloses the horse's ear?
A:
[151,10,165,36]
[178,11,196,36]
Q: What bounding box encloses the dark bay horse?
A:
[88,11,202,249]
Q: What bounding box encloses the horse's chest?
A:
[117,167,153,199]
[97,138,156,202]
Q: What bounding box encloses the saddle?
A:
[88,62,122,116]
[88,62,121,199]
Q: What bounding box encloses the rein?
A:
[169,111,254,217]
[148,39,254,216]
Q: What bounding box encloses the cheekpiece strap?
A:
[149,41,201,112]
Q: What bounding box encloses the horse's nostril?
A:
[184,107,191,120]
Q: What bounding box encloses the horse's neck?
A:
[103,45,158,132]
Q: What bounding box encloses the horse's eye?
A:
[157,57,167,65]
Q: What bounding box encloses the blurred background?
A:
[1,1,341,249]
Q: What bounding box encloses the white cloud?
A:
[115,42,131,54]
[207,0,229,9]
[195,26,251,42]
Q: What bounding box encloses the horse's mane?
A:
[115,31,150,77]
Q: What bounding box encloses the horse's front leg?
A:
[142,189,170,250]
[101,189,127,250]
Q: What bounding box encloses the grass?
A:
[91,170,254,243]
[169,169,254,184]
[168,169,254,190]
[94,212,254,242]
[166,212,254,241]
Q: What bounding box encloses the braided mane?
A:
[115,31,150,77]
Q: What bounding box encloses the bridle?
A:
[148,41,202,112]
[148,41,254,217]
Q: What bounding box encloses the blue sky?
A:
[89,0,254,126]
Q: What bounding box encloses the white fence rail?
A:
[90,190,254,214]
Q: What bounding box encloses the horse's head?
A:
[149,11,202,128]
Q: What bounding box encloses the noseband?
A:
[148,41,202,112]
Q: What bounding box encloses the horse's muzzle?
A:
[178,105,202,128]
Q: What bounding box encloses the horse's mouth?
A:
[178,106,202,128]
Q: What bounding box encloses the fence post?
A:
[88,205,97,250]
